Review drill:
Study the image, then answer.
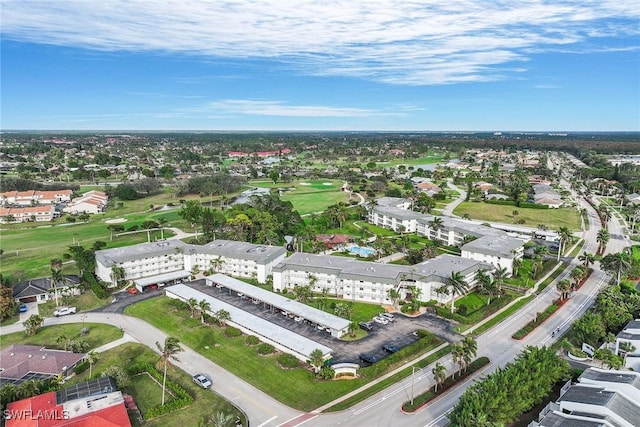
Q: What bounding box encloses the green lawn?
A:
[0,323,123,350]
[453,201,582,231]
[37,290,111,318]
[455,293,488,313]
[130,373,167,415]
[68,342,246,427]
[125,297,373,411]
[250,179,349,215]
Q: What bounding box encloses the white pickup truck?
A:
[54,306,77,317]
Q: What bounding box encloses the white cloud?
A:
[2,0,639,85]
[200,99,382,117]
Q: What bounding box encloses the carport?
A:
[134,270,189,292]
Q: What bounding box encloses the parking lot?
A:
[188,281,461,365]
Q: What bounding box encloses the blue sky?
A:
[1,1,639,131]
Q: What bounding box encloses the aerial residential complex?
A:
[95,239,287,287]
[369,197,527,274]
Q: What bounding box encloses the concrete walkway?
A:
[92,332,138,353]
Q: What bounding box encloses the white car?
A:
[294,316,303,322]
[373,316,389,325]
[380,312,395,321]
[54,307,77,317]
[192,373,212,388]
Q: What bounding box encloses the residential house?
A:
[0,190,72,206]
[0,345,85,386]
[63,190,108,214]
[12,275,82,304]
[0,205,55,223]
[614,319,640,370]
[5,377,131,427]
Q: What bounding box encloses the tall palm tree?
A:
[512,257,523,277]
[556,227,573,261]
[309,348,325,373]
[186,298,198,318]
[446,272,468,314]
[597,228,610,254]
[462,336,478,371]
[198,299,211,324]
[492,266,508,295]
[432,362,447,392]
[87,351,99,379]
[110,266,126,288]
[600,252,631,286]
[451,343,465,377]
[556,279,571,301]
[578,252,595,269]
[50,258,64,307]
[429,217,444,240]
[209,256,225,273]
[156,337,183,405]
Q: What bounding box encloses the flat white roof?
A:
[205,273,350,331]
[134,270,190,287]
[166,284,332,359]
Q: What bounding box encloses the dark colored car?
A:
[358,321,373,331]
[359,354,378,365]
[383,344,399,353]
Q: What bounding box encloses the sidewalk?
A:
[92,332,138,353]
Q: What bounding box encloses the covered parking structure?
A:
[134,270,189,292]
[165,284,333,363]
[205,273,350,338]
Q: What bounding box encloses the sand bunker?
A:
[105,218,127,224]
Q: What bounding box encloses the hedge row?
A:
[402,357,490,412]
[127,362,193,419]
[511,302,561,340]
[82,272,110,299]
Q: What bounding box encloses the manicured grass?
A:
[68,343,246,427]
[1,314,20,326]
[455,293,487,313]
[270,180,348,215]
[37,290,111,318]
[126,297,369,411]
[0,323,123,350]
[453,201,582,231]
[471,296,535,336]
[320,298,386,324]
[130,373,167,414]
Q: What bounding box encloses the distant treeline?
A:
[0,177,79,193]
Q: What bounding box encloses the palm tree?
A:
[451,343,465,377]
[309,348,325,373]
[432,362,447,392]
[87,351,99,379]
[579,252,595,269]
[209,256,225,273]
[429,217,444,240]
[156,337,183,405]
[387,288,400,309]
[446,272,468,314]
[556,279,571,301]
[600,252,631,286]
[597,228,610,253]
[50,259,64,307]
[186,298,198,318]
[462,336,478,371]
[198,299,211,324]
[110,266,126,287]
[570,266,586,289]
[212,309,231,326]
[208,411,236,427]
[492,266,508,295]
[512,257,523,277]
[556,227,573,261]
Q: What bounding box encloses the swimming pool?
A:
[349,245,377,257]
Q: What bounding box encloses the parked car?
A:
[192,373,212,389]
[382,344,399,353]
[127,287,139,294]
[358,321,373,331]
[359,354,378,365]
[18,304,28,313]
[294,316,303,322]
[147,284,158,290]
[380,312,395,320]
[54,307,77,317]
[373,316,389,325]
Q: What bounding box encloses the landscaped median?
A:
[511,299,565,340]
[401,357,490,413]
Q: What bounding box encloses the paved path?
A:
[440,179,467,217]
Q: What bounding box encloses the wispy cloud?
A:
[194,99,383,117]
[2,0,639,85]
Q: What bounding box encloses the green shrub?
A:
[224,326,242,337]
[74,360,89,374]
[457,305,468,316]
[245,335,260,346]
[257,343,275,355]
[277,353,300,368]
[82,272,110,299]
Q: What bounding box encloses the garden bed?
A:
[511,299,565,340]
